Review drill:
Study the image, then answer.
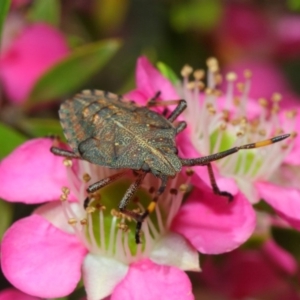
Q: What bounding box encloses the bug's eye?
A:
[174,147,178,155]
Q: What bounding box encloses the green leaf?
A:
[0,0,11,42]
[288,0,300,11]
[0,200,13,240]
[27,0,60,26]
[27,39,121,107]
[157,62,179,85]
[19,118,65,140]
[0,123,27,158]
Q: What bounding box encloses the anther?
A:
[86,206,96,214]
[291,131,298,139]
[61,187,70,195]
[258,129,266,136]
[179,184,189,193]
[206,57,219,72]
[186,168,194,176]
[117,223,129,232]
[271,93,282,102]
[236,131,245,137]
[226,72,237,82]
[258,98,268,107]
[243,69,252,79]
[80,218,87,225]
[181,64,193,77]
[286,109,297,119]
[193,69,205,80]
[236,82,245,93]
[111,209,121,218]
[68,218,77,225]
[60,194,67,201]
[63,158,72,167]
[83,173,91,182]
[205,88,213,95]
[187,81,196,90]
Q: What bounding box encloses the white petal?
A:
[235,178,258,203]
[83,254,128,300]
[34,201,84,234]
[150,232,201,272]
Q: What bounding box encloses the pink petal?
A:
[223,59,290,101]
[83,254,128,300]
[0,23,69,103]
[263,240,297,275]
[0,138,73,203]
[124,56,178,105]
[0,288,40,300]
[111,259,194,300]
[276,15,300,58]
[1,214,87,298]
[256,181,300,227]
[172,181,256,254]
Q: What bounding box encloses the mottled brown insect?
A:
[51,89,289,243]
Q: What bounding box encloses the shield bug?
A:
[51,89,290,243]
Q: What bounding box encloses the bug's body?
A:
[51,89,290,243]
[59,90,181,177]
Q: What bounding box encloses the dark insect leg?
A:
[118,172,147,243]
[135,175,168,243]
[206,162,233,201]
[150,91,161,102]
[50,147,81,159]
[180,134,290,166]
[176,121,187,134]
[84,171,129,209]
[167,100,187,122]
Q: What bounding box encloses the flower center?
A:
[179,58,296,183]
[59,159,187,264]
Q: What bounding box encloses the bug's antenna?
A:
[181,133,291,166]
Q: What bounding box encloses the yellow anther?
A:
[243,69,252,79]
[86,206,96,214]
[111,209,121,218]
[220,123,227,130]
[63,158,72,167]
[258,129,266,136]
[205,88,213,95]
[236,131,245,137]
[179,184,189,193]
[68,218,77,225]
[236,82,245,93]
[291,131,297,139]
[233,97,240,106]
[186,168,194,176]
[206,57,219,72]
[226,72,237,82]
[258,98,268,107]
[285,109,297,119]
[271,93,282,102]
[193,69,205,80]
[61,187,70,195]
[275,128,284,135]
[117,223,129,232]
[214,74,223,85]
[80,218,87,225]
[187,81,196,90]
[181,64,193,77]
[83,173,91,182]
[60,194,67,201]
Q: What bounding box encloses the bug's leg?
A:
[180,134,290,167]
[206,162,233,201]
[150,91,161,101]
[50,147,81,159]
[135,175,168,243]
[167,100,187,122]
[118,172,148,243]
[83,171,129,208]
[175,121,187,134]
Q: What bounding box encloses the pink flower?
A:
[198,240,298,299]
[126,56,300,235]
[0,138,255,299]
[214,3,300,60]
[0,288,41,300]
[0,23,69,103]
